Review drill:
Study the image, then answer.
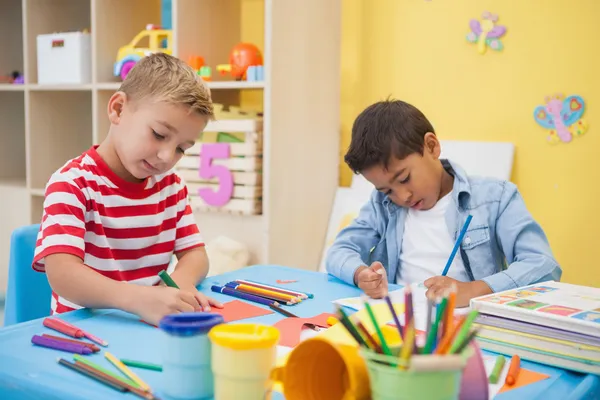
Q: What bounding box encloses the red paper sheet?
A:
[210,300,274,322]
[274,312,336,347]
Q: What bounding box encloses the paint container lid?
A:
[159,312,224,337]
[208,323,279,350]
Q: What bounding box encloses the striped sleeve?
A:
[173,181,204,253]
[32,174,87,272]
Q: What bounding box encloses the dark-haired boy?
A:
[326,99,561,306]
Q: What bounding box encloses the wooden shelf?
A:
[29,84,93,91]
[0,91,26,183]
[208,81,264,90]
[0,85,25,92]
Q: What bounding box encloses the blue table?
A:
[0,265,597,400]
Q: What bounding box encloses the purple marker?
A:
[31,335,92,355]
[211,285,275,306]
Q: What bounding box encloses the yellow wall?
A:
[340,0,600,286]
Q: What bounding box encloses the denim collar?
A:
[382,158,471,213]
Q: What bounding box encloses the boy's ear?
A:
[424,132,441,158]
[107,91,127,124]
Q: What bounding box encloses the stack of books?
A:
[470,281,600,374]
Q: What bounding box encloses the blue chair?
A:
[4,224,52,326]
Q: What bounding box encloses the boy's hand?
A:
[354,261,388,299]
[423,277,493,307]
[180,285,224,312]
[131,286,217,326]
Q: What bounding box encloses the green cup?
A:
[360,348,469,400]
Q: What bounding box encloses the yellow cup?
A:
[209,323,280,400]
[270,337,371,400]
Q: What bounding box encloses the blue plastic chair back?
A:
[4,224,51,326]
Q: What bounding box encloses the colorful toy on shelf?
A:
[534,94,589,145]
[0,71,23,84]
[187,55,212,81]
[114,24,172,81]
[217,43,263,81]
[176,104,263,216]
[466,11,506,54]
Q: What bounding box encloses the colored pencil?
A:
[158,270,179,288]
[423,297,443,354]
[227,282,301,302]
[450,328,479,354]
[356,320,382,353]
[234,279,313,299]
[32,335,92,355]
[43,317,85,338]
[443,286,457,337]
[105,351,152,392]
[505,355,521,386]
[211,284,276,307]
[403,284,413,340]
[434,315,466,355]
[42,334,100,352]
[362,296,392,356]
[425,298,433,348]
[441,214,473,276]
[73,360,155,400]
[447,310,479,354]
[335,305,368,347]
[399,320,415,369]
[120,359,163,372]
[73,354,139,388]
[225,282,299,304]
[385,294,404,341]
[269,303,299,318]
[489,355,506,384]
[58,358,126,393]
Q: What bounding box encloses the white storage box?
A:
[37,32,91,84]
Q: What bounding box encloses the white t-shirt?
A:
[396,193,470,284]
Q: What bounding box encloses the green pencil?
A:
[423,297,444,354]
[72,354,139,388]
[448,310,479,354]
[362,297,392,356]
[489,355,506,383]
[336,306,368,348]
[158,270,179,288]
[121,358,163,372]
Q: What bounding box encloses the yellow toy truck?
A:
[113,25,172,80]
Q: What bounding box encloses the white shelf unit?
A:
[0,0,341,272]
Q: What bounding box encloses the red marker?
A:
[43,318,85,338]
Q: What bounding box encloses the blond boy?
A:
[32,53,222,325]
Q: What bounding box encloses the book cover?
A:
[470,281,600,338]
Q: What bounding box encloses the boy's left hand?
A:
[423,277,492,307]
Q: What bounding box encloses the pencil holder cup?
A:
[269,337,371,400]
[360,347,471,400]
[159,313,225,399]
[208,323,280,400]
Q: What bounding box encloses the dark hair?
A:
[344,99,435,173]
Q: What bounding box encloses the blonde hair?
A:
[119,52,214,118]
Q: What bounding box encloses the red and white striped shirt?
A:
[32,145,204,314]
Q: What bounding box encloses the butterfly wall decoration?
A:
[533,94,589,145]
[467,11,507,54]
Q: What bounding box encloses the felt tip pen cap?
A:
[159,312,224,337]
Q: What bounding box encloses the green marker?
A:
[73,354,139,388]
[489,355,506,383]
[121,358,163,372]
[158,270,179,288]
[448,310,479,354]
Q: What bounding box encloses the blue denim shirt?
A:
[325,159,562,293]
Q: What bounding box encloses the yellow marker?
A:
[104,351,151,392]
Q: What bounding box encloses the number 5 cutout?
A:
[198,143,234,206]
